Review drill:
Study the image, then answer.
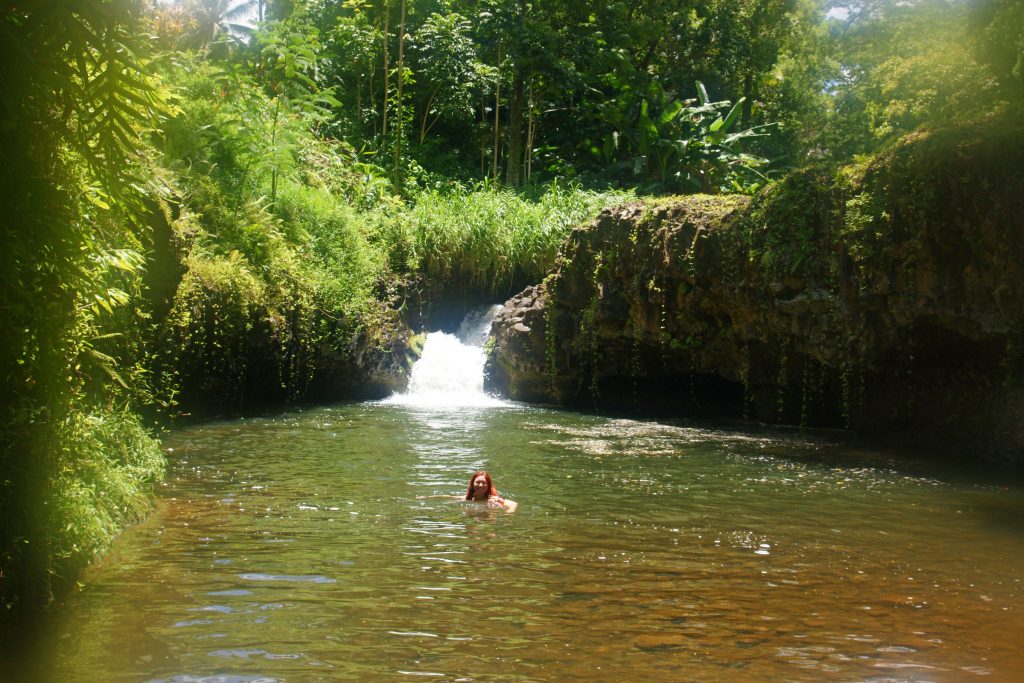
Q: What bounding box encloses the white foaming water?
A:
[385,304,507,408]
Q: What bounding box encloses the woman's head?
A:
[466,471,497,500]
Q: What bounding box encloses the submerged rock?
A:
[487,121,1024,465]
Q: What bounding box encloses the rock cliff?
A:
[146,201,413,417]
[486,121,1024,465]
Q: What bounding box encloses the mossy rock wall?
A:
[148,210,413,417]
[487,120,1024,466]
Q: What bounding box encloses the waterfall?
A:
[385,304,507,408]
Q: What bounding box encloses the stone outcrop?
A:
[306,316,414,401]
[150,202,414,417]
[163,294,413,416]
[486,121,1024,466]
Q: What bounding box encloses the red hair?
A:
[466,471,498,500]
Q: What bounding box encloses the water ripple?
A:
[237,573,336,584]
[36,400,1024,683]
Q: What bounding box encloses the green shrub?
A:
[272,180,388,312]
[50,409,164,589]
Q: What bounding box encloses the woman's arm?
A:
[489,496,517,512]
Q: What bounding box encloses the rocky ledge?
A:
[486,120,1024,466]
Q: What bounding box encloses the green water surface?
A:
[34,401,1024,681]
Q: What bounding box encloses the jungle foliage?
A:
[2,0,1022,628]
[1,0,169,627]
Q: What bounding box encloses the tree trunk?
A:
[480,93,486,177]
[504,0,528,187]
[368,68,376,137]
[525,88,535,182]
[492,43,502,182]
[270,98,280,205]
[741,69,754,130]
[741,4,764,131]
[381,1,390,141]
[392,0,407,183]
[505,68,525,186]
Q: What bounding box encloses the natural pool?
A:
[31,398,1024,682]
[27,308,1024,682]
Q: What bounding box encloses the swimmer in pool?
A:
[465,471,517,511]
[416,470,517,511]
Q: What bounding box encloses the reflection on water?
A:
[32,403,1024,682]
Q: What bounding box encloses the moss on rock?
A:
[487,117,1024,465]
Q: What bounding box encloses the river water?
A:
[30,308,1024,682]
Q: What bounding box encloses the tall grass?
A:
[50,410,164,591]
[383,182,633,296]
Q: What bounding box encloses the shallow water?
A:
[32,401,1024,682]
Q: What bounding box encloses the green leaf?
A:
[86,348,117,365]
[709,99,744,145]
[85,192,110,210]
[95,294,113,314]
[695,81,710,105]
[658,100,684,126]
[639,100,658,150]
[101,363,129,389]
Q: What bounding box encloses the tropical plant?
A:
[605,81,775,193]
[409,12,480,145]
[323,12,382,139]
[1,0,167,620]
[181,0,258,54]
[252,14,340,202]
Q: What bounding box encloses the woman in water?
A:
[465,470,516,511]
[417,470,517,511]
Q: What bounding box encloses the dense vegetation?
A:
[1,0,1021,631]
